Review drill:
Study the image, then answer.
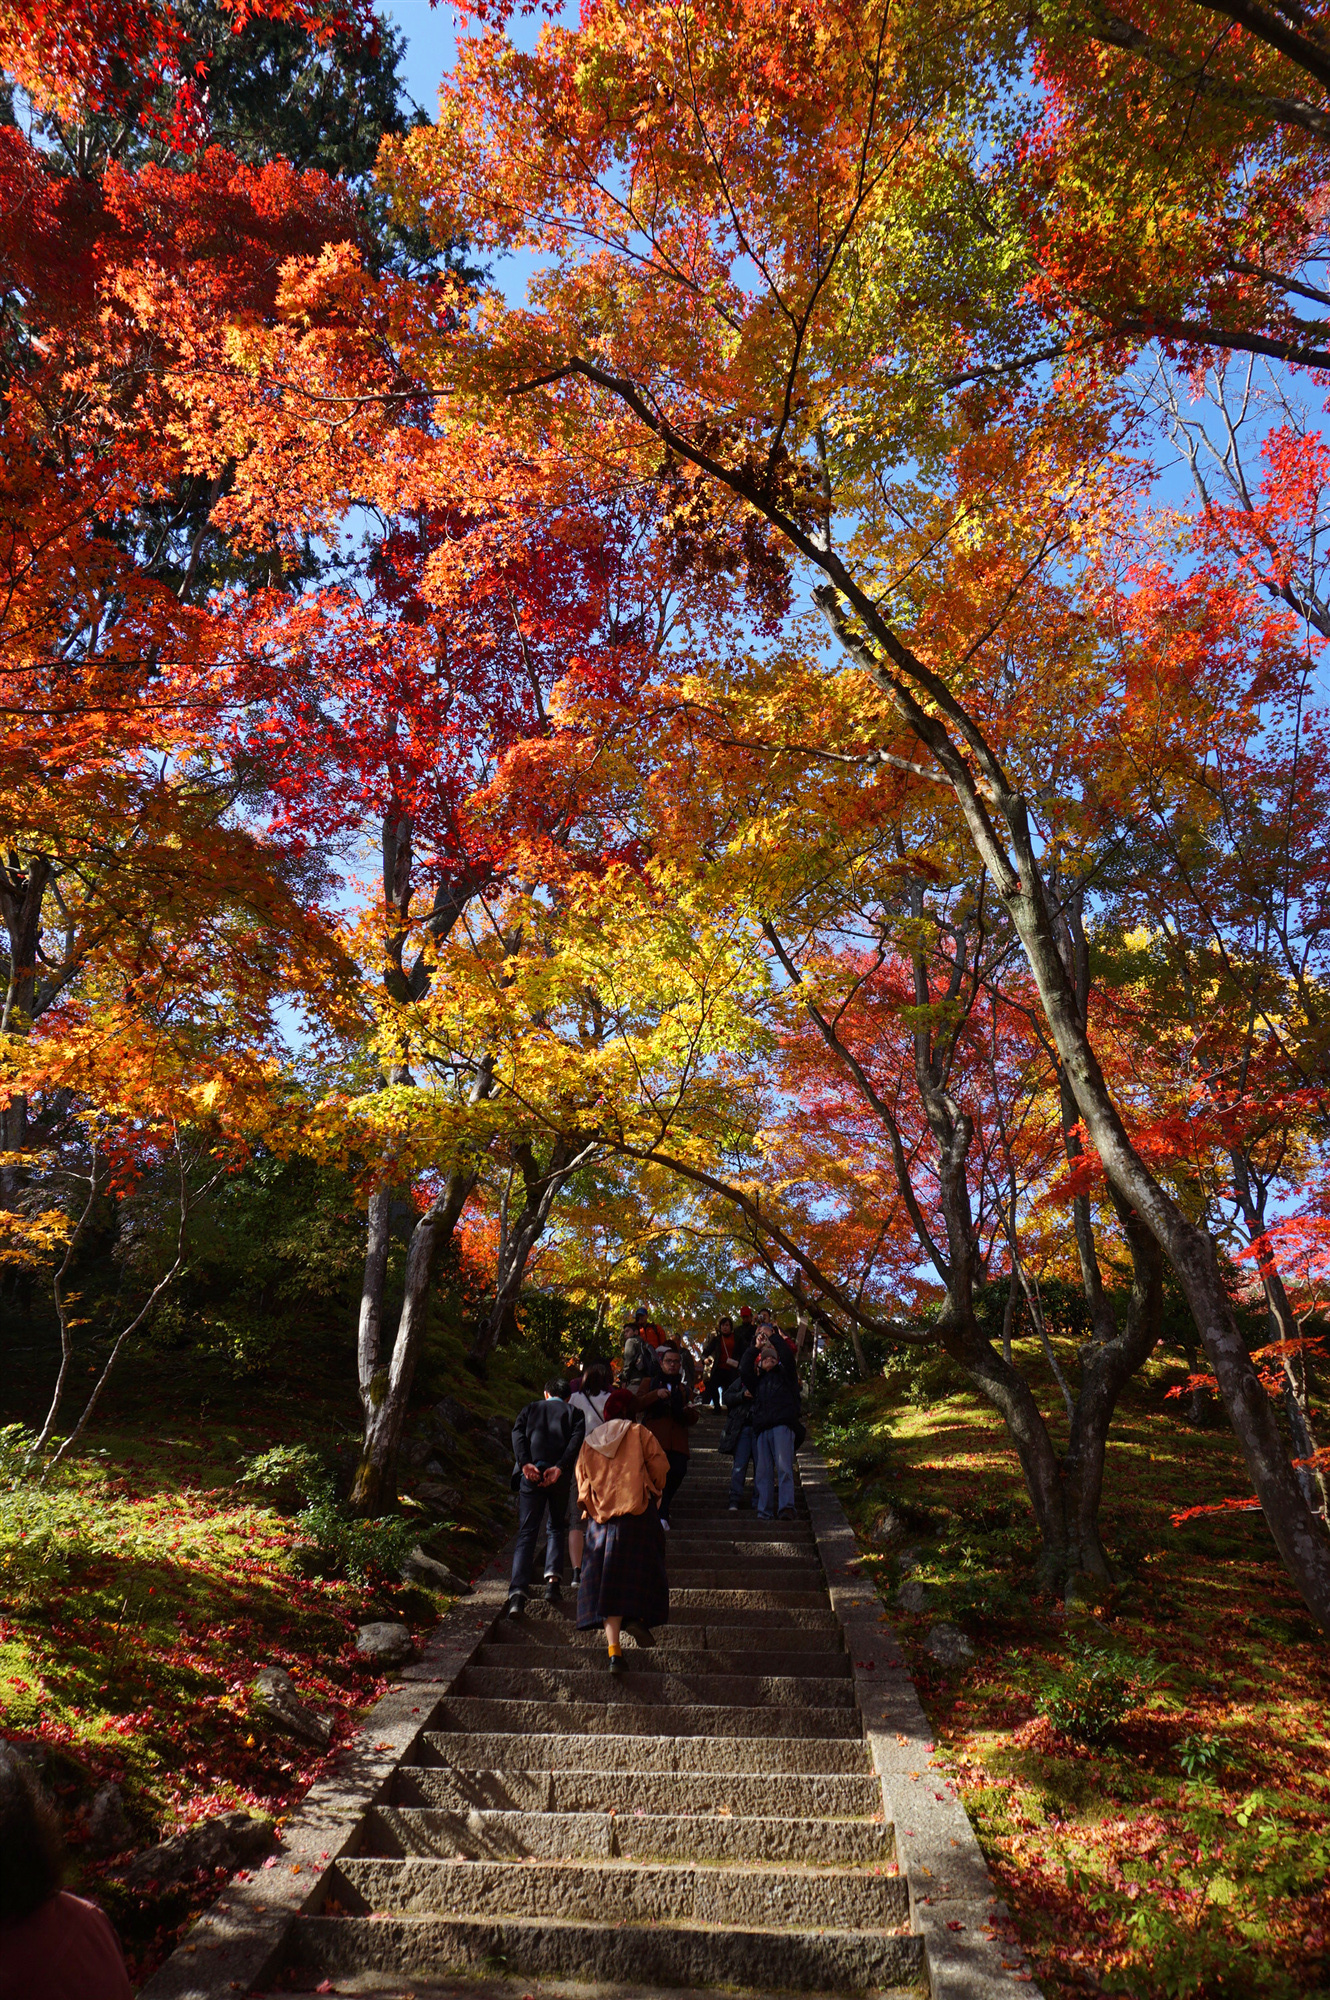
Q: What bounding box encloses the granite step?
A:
[417,1731,875,1775]
[473,1642,853,1679]
[455,1665,858,1709]
[290,1911,924,1994]
[427,1696,864,1740]
[393,1764,884,1818]
[364,1803,891,1864]
[329,1854,911,1931]
[483,1619,846,1654]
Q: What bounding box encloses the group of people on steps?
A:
[505,1302,806,1674]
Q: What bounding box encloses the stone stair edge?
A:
[135,1520,525,1999]
[797,1448,1042,1999]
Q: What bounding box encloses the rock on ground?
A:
[400,1544,471,1593]
[895,1579,932,1615]
[119,1812,272,1891]
[926,1622,975,1666]
[356,1620,414,1666]
[87,1782,133,1857]
[252,1665,334,1748]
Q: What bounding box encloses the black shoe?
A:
[608,1652,627,1675]
[778,1505,797,1520]
[505,1593,526,1618]
[544,1577,562,1604]
[571,1566,581,1586]
[622,1618,655,1648]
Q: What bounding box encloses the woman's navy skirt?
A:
[576,1506,669,1630]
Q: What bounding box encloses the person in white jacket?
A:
[566,1361,613,1584]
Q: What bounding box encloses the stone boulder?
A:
[87,1782,132,1858]
[356,1620,414,1666]
[252,1666,333,1749]
[895,1578,932,1615]
[414,1477,463,1515]
[925,1621,975,1666]
[400,1544,471,1593]
[119,1812,273,1891]
[869,1506,905,1546]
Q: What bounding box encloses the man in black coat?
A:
[738,1331,803,1520]
[506,1377,585,1615]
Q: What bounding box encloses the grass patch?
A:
[818,1353,1330,1999]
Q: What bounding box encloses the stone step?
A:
[474,1643,852,1679]
[290,1911,924,1994]
[582,1587,833,1611]
[418,1732,874,1775]
[484,1620,846,1655]
[456,1666,858,1710]
[282,1971,921,2000]
[365,1804,891,1865]
[393,1765,884,1818]
[651,1603,841,1630]
[658,1570,825,1591]
[433,1698,862,1740]
[330,1855,911,1932]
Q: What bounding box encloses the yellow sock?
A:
[607,1640,621,1657]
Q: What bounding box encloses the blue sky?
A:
[380,2,459,117]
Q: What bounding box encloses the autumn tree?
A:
[376,0,1330,1625]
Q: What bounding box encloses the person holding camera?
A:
[738,1328,804,1520]
[506,1376,586,1616]
[633,1340,698,1530]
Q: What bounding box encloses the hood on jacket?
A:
[584,1417,633,1458]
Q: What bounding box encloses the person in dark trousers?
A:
[507,1376,586,1615]
[701,1314,742,1407]
[0,1745,133,2000]
[739,1328,803,1519]
[720,1371,755,1509]
[633,1341,698,1529]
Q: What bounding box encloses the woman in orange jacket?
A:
[574,1386,670,1673]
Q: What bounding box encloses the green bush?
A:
[1177,1731,1239,1780]
[239,1445,417,1588]
[1036,1636,1160,1746]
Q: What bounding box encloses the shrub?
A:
[1177,1731,1239,1780]
[1036,1636,1160,1746]
[239,1445,417,1588]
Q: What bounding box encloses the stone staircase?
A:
[281,1411,925,1996]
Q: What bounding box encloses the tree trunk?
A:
[349,1169,476,1515]
[465,1134,598,1374]
[1230,1147,1329,1518]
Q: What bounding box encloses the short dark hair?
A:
[545,1375,571,1399]
[0,1745,65,1921]
[582,1361,611,1397]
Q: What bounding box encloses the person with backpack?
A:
[575,1386,670,1673]
[505,1376,586,1616]
[738,1327,804,1519]
[566,1360,613,1586]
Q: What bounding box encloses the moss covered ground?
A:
[818,1354,1330,1999]
[0,1320,546,1985]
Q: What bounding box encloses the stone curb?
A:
[137,1543,515,1999]
[798,1447,1041,2000]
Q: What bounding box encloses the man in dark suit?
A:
[506,1376,586,1615]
